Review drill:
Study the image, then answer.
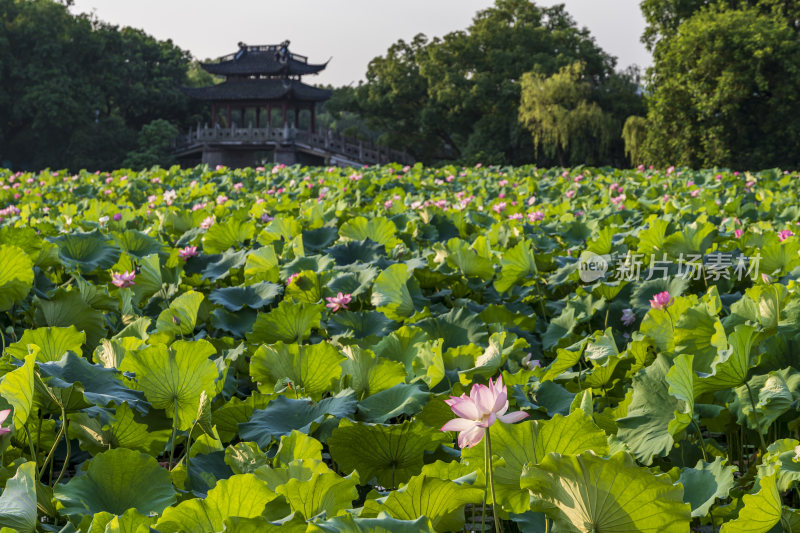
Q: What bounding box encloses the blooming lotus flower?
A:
[528,211,545,222]
[734,229,744,239]
[325,292,352,312]
[200,216,215,229]
[0,409,11,436]
[621,308,636,326]
[778,229,794,242]
[111,271,136,288]
[178,246,198,260]
[521,354,541,370]
[650,291,673,310]
[565,189,575,199]
[113,213,122,221]
[441,376,529,448]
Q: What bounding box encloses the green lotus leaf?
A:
[49,230,121,272]
[203,217,255,254]
[357,383,429,424]
[541,306,577,351]
[665,353,696,438]
[373,325,445,387]
[247,301,324,344]
[310,513,436,533]
[210,307,258,338]
[414,307,488,351]
[54,448,176,516]
[202,249,248,281]
[479,304,537,332]
[260,214,302,243]
[0,226,44,263]
[155,474,276,533]
[521,451,691,532]
[494,240,537,293]
[361,474,484,532]
[0,353,35,428]
[239,390,357,448]
[128,253,163,306]
[730,368,800,433]
[720,474,781,532]
[274,430,324,466]
[444,238,494,280]
[635,215,670,257]
[277,470,359,519]
[329,419,449,488]
[541,347,582,382]
[38,351,147,411]
[461,409,608,513]
[120,339,218,430]
[327,268,379,299]
[113,230,166,259]
[69,403,170,456]
[209,282,282,312]
[757,439,800,492]
[616,355,681,465]
[244,245,280,284]
[101,508,154,533]
[371,263,418,321]
[340,346,406,397]
[255,458,331,490]
[250,341,345,399]
[155,290,204,337]
[213,393,270,443]
[672,304,727,372]
[225,441,270,474]
[638,295,693,352]
[284,270,324,304]
[0,462,37,533]
[302,226,339,251]
[678,457,736,518]
[0,244,34,312]
[760,240,800,276]
[325,239,386,266]
[725,284,789,333]
[663,221,717,257]
[33,288,107,349]
[185,451,233,494]
[328,310,398,340]
[223,513,308,532]
[458,331,525,380]
[695,324,760,395]
[339,216,400,251]
[6,325,85,363]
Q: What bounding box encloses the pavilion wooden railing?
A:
[173,124,414,166]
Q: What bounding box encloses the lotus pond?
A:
[0,164,799,532]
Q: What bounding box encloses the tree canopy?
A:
[0,0,205,170]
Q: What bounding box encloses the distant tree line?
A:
[0,0,209,170]
[3,0,799,170]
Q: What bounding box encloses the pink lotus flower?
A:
[778,229,794,242]
[325,292,352,312]
[441,376,528,448]
[734,229,744,239]
[113,213,122,221]
[200,216,215,229]
[621,308,636,326]
[111,271,136,288]
[528,211,545,222]
[492,202,507,213]
[178,246,198,260]
[0,409,11,436]
[650,291,673,310]
[565,189,575,199]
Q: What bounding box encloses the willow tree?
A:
[518,62,616,167]
[622,116,648,167]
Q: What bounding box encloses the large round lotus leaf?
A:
[113,230,166,259]
[54,448,177,516]
[521,451,691,532]
[0,244,33,312]
[49,230,121,272]
[203,217,255,254]
[155,474,276,533]
[250,341,344,400]
[339,216,400,251]
[325,239,385,266]
[120,339,218,430]
[209,281,282,312]
[33,288,107,349]
[247,301,324,344]
[0,462,37,533]
[356,383,429,424]
[328,419,449,488]
[302,226,339,251]
[6,325,85,362]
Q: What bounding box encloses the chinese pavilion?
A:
[175,40,413,167]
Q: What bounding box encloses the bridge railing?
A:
[173,125,414,166]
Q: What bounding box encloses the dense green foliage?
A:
[0,0,206,171]
[0,163,800,530]
[640,0,800,168]
[350,0,643,165]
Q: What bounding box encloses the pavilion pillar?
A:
[282,102,287,127]
[211,103,217,127]
[226,104,231,128]
[310,105,316,134]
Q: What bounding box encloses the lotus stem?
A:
[169,401,179,470]
[54,418,70,485]
[744,381,768,454]
[485,427,503,533]
[691,418,708,462]
[482,442,488,532]
[23,424,38,481]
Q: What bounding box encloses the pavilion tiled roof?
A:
[201,44,328,77]
[180,78,332,102]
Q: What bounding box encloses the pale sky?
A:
[69,0,651,87]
